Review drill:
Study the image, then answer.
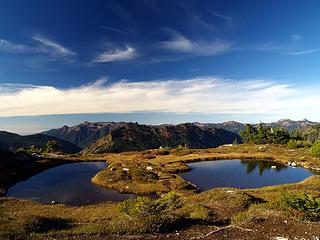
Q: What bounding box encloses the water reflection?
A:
[240,160,287,175]
[5,162,136,205]
[181,159,314,190]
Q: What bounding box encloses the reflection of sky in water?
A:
[6,162,136,205]
[181,159,315,191]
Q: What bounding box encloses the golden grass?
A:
[1,144,320,238]
[1,176,319,238]
[84,144,320,195]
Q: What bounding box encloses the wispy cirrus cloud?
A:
[284,49,320,56]
[160,29,232,56]
[101,25,126,35]
[93,45,136,63]
[0,39,31,53]
[291,34,302,41]
[208,10,232,24]
[32,35,76,57]
[0,76,319,120]
[0,36,76,59]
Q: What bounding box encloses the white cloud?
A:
[285,49,320,56]
[161,31,194,52]
[0,36,76,60]
[208,10,232,24]
[0,39,30,53]
[291,34,302,41]
[160,29,232,55]
[0,77,319,120]
[101,25,126,35]
[93,45,136,63]
[32,35,76,57]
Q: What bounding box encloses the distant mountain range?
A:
[43,119,319,151]
[1,119,316,154]
[43,121,127,148]
[0,131,81,153]
[83,122,241,153]
[194,118,318,134]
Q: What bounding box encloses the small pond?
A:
[181,159,315,191]
[5,162,136,205]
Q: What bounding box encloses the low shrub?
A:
[189,205,210,220]
[310,141,320,158]
[156,150,170,155]
[257,145,267,152]
[287,140,311,149]
[117,191,183,233]
[282,193,320,221]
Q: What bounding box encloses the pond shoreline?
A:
[2,144,320,198]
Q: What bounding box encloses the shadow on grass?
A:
[23,216,73,233]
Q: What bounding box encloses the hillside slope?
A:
[0,131,81,153]
[84,122,241,153]
[195,119,318,134]
[43,122,126,148]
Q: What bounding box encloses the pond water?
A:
[181,159,315,191]
[5,162,136,205]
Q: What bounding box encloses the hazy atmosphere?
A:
[1,0,320,133]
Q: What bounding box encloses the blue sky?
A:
[1,0,320,134]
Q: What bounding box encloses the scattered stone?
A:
[51,200,57,204]
[273,237,288,240]
[125,186,129,189]
[271,166,277,169]
[258,145,267,152]
[122,168,129,172]
[223,144,233,147]
[226,190,234,193]
[146,166,153,171]
[287,161,298,167]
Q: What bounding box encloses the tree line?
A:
[240,123,297,144]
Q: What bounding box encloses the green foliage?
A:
[290,130,303,140]
[299,125,320,143]
[189,205,210,220]
[287,140,311,149]
[282,193,320,221]
[240,124,258,143]
[43,140,58,153]
[16,145,42,154]
[310,141,320,158]
[117,191,182,233]
[15,140,59,154]
[240,124,290,144]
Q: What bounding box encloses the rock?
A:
[222,144,233,147]
[291,162,297,167]
[258,145,267,152]
[273,237,288,240]
[146,166,153,171]
[51,200,57,204]
[271,166,277,169]
[122,168,129,172]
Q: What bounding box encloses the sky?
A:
[1,0,320,134]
